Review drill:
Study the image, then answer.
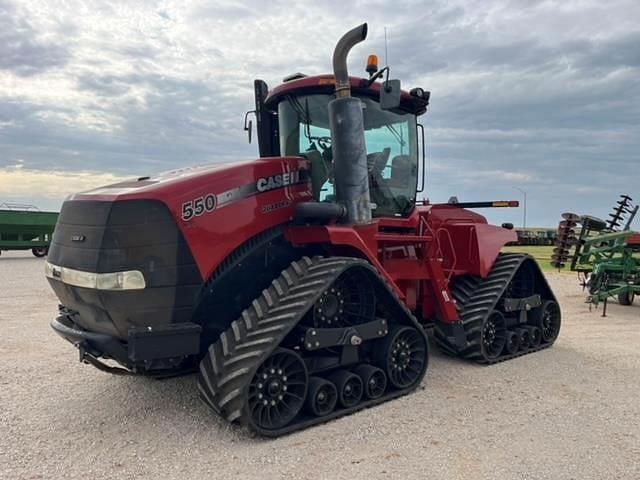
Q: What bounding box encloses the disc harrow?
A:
[607,194,635,231]
[551,195,640,312]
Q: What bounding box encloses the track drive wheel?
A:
[531,300,561,343]
[374,325,427,390]
[481,310,507,360]
[618,290,635,306]
[246,348,308,432]
[305,377,337,417]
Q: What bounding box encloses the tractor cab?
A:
[251,74,430,218]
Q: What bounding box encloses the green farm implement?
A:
[0,204,58,257]
[551,194,640,315]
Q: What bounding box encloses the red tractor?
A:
[46,24,560,436]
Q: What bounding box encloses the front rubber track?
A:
[434,253,561,364]
[197,255,428,437]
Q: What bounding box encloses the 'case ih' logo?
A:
[256,171,302,193]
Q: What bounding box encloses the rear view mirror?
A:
[380,79,401,110]
[243,110,255,144]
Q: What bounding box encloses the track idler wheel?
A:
[531,300,561,343]
[353,364,387,400]
[504,330,521,355]
[305,377,337,417]
[328,370,363,408]
[525,326,542,347]
[247,348,308,432]
[515,328,531,350]
[481,310,507,360]
[374,325,428,390]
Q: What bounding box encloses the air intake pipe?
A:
[329,23,372,224]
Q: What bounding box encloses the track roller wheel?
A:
[618,290,635,306]
[481,310,507,360]
[504,330,521,355]
[525,326,542,347]
[515,328,531,350]
[374,325,427,389]
[328,370,363,408]
[305,377,337,417]
[246,348,308,432]
[353,364,387,400]
[531,300,561,343]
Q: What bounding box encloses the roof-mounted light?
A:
[366,54,378,77]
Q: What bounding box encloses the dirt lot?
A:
[1,250,639,480]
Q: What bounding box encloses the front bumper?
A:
[51,309,202,375]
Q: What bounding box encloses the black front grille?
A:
[47,199,203,338]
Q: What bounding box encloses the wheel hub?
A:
[311,271,376,328]
[267,378,283,396]
[257,372,288,404]
[483,320,496,346]
[314,289,344,326]
[481,311,507,359]
[391,341,412,370]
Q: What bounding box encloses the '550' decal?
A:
[181,194,217,221]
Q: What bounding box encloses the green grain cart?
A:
[0,204,58,257]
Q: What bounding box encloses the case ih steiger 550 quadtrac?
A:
[46,24,561,436]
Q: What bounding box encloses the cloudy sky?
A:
[1,0,638,227]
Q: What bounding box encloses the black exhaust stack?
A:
[329,23,372,225]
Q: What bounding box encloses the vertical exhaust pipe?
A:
[329,23,372,224]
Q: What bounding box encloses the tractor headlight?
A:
[96,271,146,290]
[45,262,146,290]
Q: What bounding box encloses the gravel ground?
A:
[1,250,639,480]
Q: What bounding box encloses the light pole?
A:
[514,187,527,229]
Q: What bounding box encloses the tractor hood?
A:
[51,156,312,287]
[70,159,261,202]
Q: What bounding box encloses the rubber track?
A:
[434,253,559,364]
[197,255,427,436]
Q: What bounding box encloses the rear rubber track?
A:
[435,253,560,364]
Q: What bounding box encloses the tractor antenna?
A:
[384,27,389,67]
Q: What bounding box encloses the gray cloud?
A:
[0,0,639,228]
[0,0,70,76]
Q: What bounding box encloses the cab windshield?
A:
[278,94,418,217]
